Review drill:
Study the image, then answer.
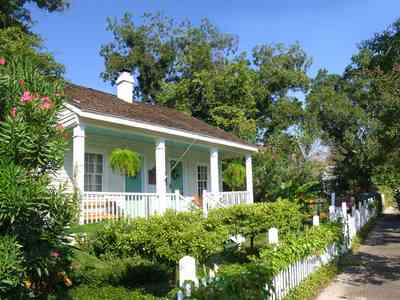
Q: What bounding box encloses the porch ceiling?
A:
[85,125,245,159]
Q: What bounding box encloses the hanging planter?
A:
[109,148,141,177]
[223,162,246,191]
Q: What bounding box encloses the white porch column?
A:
[73,124,85,194]
[210,148,220,194]
[156,138,167,213]
[245,154,254,203]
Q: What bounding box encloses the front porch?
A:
[64,123,254,224]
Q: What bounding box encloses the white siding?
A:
[55,133,213,197]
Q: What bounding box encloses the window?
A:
[84,153,103,192]
[148,167,156,185]
[197,165,208,197]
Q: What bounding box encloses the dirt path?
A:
[316,209,400,300]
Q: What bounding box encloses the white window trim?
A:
[196,163,209,197]
[168,157,185,193]
[84,152,105,192]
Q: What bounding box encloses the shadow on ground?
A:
[339,213,400,287]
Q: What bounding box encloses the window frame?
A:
[196,164,209,197]
[84,152,104,192]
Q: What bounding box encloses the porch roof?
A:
[64,83,258,153]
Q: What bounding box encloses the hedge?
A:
[257,222,343,274]
[207,200,305,249]
[91,210,229,266]
[90,200,306,266]
[191,222,343,299]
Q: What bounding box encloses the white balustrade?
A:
[80,191,195,224]
[203,190,251,211]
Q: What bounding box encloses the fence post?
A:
[203,190,208,218]
[313,215,320,226]
[341,202,347,218]
[268,228,279,245]
[175,190,181,211]
[179,256,198,288]
[328,205,335,221]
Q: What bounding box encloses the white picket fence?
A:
[177,195,379,300]
[80,191,193,224]
[268,243,338,300]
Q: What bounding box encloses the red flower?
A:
[50,250,61,258]
[21,91,33,103]
[18,79,25,86]
[10,107,16,118]
[0,58,5,65]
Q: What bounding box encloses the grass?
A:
[67,222,106,235]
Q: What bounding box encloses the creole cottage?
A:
[56,72,258,223]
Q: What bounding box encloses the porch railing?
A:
[80,191,194,224]
[202,191,251,216]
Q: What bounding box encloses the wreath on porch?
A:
[109,148,141,177]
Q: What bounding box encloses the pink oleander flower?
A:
[56,124,64,131]
[21,91,33,103]
[40,97,53,110]
[10,107,16,118]
[0,58,5,65]
[50,250,61,258]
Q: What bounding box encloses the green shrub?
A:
[0,235,25,297]
[92,210,229,266]
[257,222,343,274]
[192,262,273,300]
[64,285,163,300]
[207,200,304,249]
[0,56,76,296]
[72,252,170,288]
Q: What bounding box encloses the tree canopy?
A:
[307,18,400,192]
[100,13,311,143]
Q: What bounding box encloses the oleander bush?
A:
[0,56,76,296]
[0,235,25,298]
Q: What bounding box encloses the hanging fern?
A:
[223,162,246,191]
[109,148,141,177]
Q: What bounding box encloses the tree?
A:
[307,18,400,193]
[254,132,325,202]
[0,0,69,29]
[0,26,64,77]
[0,56,76,297]
[101,13,311,144]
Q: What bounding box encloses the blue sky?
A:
[29,0,400,94]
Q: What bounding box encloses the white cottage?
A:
[57,72,258,223]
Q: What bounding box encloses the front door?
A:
[125,159,143,193]
[169,160,183,193]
